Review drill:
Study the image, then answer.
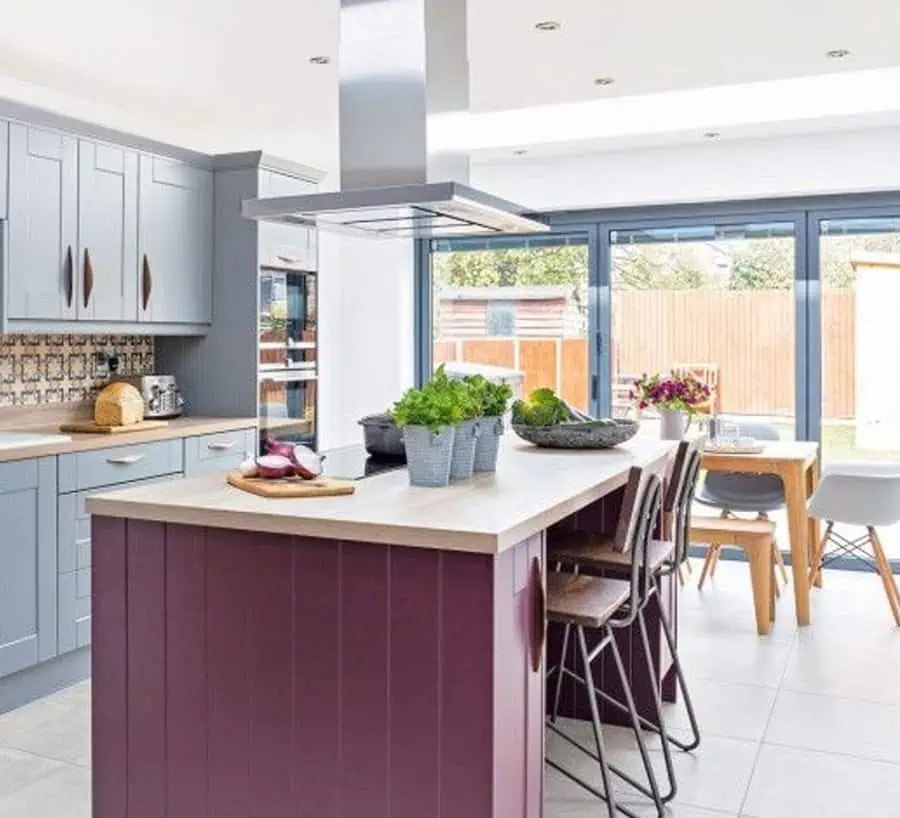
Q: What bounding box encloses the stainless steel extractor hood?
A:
[241,0,548,239]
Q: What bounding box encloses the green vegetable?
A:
[511,388,573,427]
[463,374,513,418]
[391,365,479,430]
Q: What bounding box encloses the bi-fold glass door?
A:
[424,228,600,413]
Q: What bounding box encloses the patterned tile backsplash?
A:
[0,335,155,407]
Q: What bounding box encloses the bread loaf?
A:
[94,382,145,426]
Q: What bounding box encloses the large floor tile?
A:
[0,684,90,766]
[0,763,89,818]
[742,744,900,818]
[677,630,793,689]
[764,688,900,764]
[781,627,900,705]
[663,679,777,743]
[0,748,66,802]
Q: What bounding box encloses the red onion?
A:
[255,454,295,479]
[265,439,296,460]
[292,445,323,479]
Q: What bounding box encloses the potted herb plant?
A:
[391,374,463,487]
[631,371,711,439]
[432,366,481,481]
[465,375,514,473]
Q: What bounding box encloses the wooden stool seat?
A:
[546,573,631,628]
[690,515,778,635]
[552,534,675,574]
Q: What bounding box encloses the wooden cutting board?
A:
[226,471,356,498]
[60,419,170,434]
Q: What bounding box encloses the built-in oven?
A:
[259,264,317,452]
[258,369,317,451]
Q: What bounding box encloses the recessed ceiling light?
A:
[512,148,529,156]
[703,131,721,140]
[535,20,560,31]
[594,76,616,87]
[825,48,851,59]
[309,55,331,65]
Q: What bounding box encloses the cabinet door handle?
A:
[64,245,74,308]
[83,248,94,308]
[530,557,545,673]
[142,255,153,311]
[207,441,236,451]
[106,455,145,465]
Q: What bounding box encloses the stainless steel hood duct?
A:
[241,0,548,239]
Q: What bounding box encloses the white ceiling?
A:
[0,0,899,170]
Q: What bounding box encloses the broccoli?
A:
[511,388,572,427]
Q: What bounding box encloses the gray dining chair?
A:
[695,420,789,586]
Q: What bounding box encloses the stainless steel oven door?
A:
[258,369,317,452]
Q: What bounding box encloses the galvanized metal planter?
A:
[403,425,455,487]
[473,416,504,473]
[450,419,479,481]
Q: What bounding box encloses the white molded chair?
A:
[807,461,900,625]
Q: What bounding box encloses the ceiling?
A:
[0,0,898,170]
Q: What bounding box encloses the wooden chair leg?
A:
[698,546,718,590]
[709,545,722,578]
[808,522,832,589]
[746,543,772,636]
[769,546,777,624]
[772,543,789,585]
[870,528,900,627]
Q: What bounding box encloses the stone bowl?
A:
[512,419,639,449]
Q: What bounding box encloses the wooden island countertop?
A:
[86,436,674,554]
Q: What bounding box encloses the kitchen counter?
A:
[87,436,674,554]
[0,409,257,463]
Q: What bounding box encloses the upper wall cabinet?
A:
[7,124,78,321]
[138,155,213,326]
[257,170,317,271]
[77,141,138,322]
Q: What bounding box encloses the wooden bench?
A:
[690,516,778,635]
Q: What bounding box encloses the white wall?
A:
[471,126,900,211]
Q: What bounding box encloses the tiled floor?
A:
[0,563,897,817]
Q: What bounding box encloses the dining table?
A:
[701,440,821,626]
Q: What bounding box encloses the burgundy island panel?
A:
[91,518,545,818]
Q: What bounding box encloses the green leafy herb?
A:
[463,374,513,417]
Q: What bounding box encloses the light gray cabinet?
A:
[57,472,183,653]
[58,438,183,493]
[7,124,78,321]
[258,170,317,272]
[184,428,256,477]
[77,141,139,321]
[0,458,57,678]
[138,154,213,326]
[0,120,8,219]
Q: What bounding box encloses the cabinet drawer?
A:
[0,458,39,492]
[184,427,256,477]
[58,473,183,573]
[58,439,182,493]
[58,569,92,653]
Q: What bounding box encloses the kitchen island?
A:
[87,436,673,818]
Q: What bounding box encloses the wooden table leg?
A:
[747,542,772,636]
[783,462,812,627]
[806,462,822,589]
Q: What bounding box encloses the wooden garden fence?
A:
[434,289,856,419]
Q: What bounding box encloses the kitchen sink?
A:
[0,432,72,451]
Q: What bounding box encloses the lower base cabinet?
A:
[57,472,184,652]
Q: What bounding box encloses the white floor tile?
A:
[742,744,900,818]
[764,689,900,764]
[0,684,90,766]
[663,679,777,743]
[677,631,793,689]
[0,764,89,818]
[0,748,67,802]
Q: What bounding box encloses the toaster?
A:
[118,375,185,419]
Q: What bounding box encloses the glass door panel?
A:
[429,235,591,410]
[818,216,900,561]
[609,221,797,441]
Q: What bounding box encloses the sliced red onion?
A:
[256,454,295,479]
[265,439,296,460]
[292,444,323,479]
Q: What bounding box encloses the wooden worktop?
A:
[0,403,256,462]
[87,436,675,554]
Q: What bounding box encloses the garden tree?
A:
[611,245,710,290]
